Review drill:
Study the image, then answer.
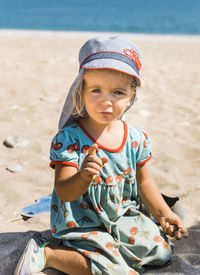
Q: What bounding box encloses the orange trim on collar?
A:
[136,155,152,166]
[76,120,128,153]
[50,161,79,169]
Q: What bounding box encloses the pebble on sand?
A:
[6,164,22,173]
[179,121,190,127]
[139,110,151,117]
[3,135,30,148]
[39,95,54,102]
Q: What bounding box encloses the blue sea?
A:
[0,0,200,35]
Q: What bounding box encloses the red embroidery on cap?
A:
[123,48,141,71]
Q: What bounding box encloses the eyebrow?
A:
[85,85,101,91]
[86,85,128,92]
[115,87,128,92]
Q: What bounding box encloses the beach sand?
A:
[0,30,199,263]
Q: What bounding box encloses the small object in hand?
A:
[173,224,179,232]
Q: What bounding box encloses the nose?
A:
[100,92,113,106]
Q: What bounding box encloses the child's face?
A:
[83,69,134,125]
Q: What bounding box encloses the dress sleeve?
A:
[50,130,79,169]
[136,130,152,166]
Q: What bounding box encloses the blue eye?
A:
[114,90,124,95]
[92,89,101,93]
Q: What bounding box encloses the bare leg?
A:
[44,244,93,275]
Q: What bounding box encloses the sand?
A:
[0,30,200,236]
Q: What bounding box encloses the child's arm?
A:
[136,164,188,240]
[54,144,108,202]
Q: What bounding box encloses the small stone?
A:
[179,121,190,127]
[6,164,22,173]
[3,135,30,148]
[39,95,54,102]
[41,155,48,160]
[48,58,57,64]
[139,110,151,117]
[9,105,19,110]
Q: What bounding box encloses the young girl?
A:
[15,36,188,275]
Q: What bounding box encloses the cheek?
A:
[117,98,131,110]
[84,94,94,105]
[83,94,98,113]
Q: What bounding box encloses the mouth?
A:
[100,112,112,115]
[100,111,112,115]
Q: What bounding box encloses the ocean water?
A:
[0,0,200,35]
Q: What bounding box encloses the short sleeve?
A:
[50,130,79,169]
[136,130,152,166]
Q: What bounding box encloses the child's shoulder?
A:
[125,121,149,141]
[52,122,80,140]
[61,122,80,134]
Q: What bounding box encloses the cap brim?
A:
[81,59,141,87]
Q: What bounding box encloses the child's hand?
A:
[80,144,108,182]
[159,212,188,240]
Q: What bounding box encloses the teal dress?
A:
[50,120,173,275]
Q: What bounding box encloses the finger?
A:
[86,154,104,167]
[83,167,101,176]
[169,224,180,237]
[167,223,172,233]
[179,226,188,238]
[174,219,188,238]
[101,157,109,166]
[88,144,98,155]
[159,217,167,233]
[165,222,174,236]
[175,230,182,240]
[160,218,170,235]
[82,161,103,173]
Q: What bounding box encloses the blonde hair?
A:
[72,74,86,117]
[72,69,139,117]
